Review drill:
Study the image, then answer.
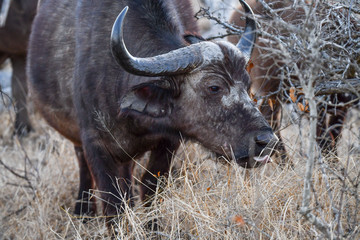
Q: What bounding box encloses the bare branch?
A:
[0,158,28,181]
[195,7,242,33]
[314,79,360,96]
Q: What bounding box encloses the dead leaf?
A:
[290,87,296,103]
[246,61,254,73]
[304,100,309,112]
[233,215,245,226]
[268,99,274,111]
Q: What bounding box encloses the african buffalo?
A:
[0,0,38,135]
[228,0,356,158]
[28,0,277,222]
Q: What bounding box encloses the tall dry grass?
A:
[0,105,359,239]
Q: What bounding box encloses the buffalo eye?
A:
[209,86,221,93]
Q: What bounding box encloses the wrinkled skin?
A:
[169,43,273,167]
[28,0,277,223]
[0,0,38,135]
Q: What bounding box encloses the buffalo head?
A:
[111,0,278,168]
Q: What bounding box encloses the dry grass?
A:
[0,105,359,239]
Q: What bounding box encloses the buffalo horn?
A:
[236,0,257,63]
[111,6,204,77]
[111,3,257,77]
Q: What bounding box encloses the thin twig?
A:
[0,158,28,181]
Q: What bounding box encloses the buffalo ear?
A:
[184,34,205,44]
[120,80,175,118]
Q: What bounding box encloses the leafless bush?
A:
[198,0,360,95]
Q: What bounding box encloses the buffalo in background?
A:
[228,0,359,160]
[0,0,38,135]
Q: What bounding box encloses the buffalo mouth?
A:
[235,155,273,168]
[215,151,274,168]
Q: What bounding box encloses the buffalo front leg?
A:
[74,146,97,217]
[10,55,32,136]
[140,140,179,205]
[82,139,134,223]
[317,106,348,157]
[327,108,347,154]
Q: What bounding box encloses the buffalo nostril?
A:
[255,133,275,146]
